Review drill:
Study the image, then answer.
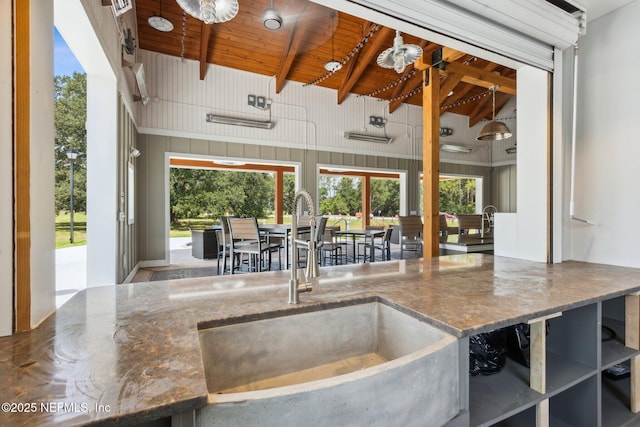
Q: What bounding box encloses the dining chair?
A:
[456,214,484,235]
[228,217,281,273]
[398,215,423,259]
[357,227,392,262]
[217,216,234,275]
[321,225,347,265]
[439,214,449,243]
[296,216,328,269]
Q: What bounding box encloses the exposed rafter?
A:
[441,61,516,95]
[199,21,212,80]
[338,26,393,104]
[275,1,308,93]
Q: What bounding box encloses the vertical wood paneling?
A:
[15,0,31,331]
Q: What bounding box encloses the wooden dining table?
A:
[258,223,311,269]
[335,229,386,263]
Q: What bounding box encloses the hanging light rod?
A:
[344,132,392,144]
[206,114,274,129]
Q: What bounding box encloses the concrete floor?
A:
[132,237,419,282]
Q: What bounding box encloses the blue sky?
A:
[54,27,84,76]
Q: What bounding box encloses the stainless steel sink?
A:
[197,298,460,427]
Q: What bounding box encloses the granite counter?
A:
[2,254,640,426]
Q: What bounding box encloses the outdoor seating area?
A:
[157,210,498,281]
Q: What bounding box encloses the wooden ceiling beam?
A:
[468,93,512,127]
[199,22,212,80]
[439,73,463,105]
[441,61,516,95]
[440,62,497,112]
[338,26,394,104]
[338,22,376,92]
[467,94,493,126]
[275,1,308,93]
[388,71,423,113]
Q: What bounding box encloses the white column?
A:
[29,0,57,324]
[494,66,549,262]
[0,0,13,336]
[86,75,118,286]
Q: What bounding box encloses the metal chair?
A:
[398,215,423,259]
[321,225,347,265]
[228,217,281,273]
[216,216,234,275]
[357,227,392,262]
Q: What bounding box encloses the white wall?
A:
[569,1,640,268]
[56,0,135,286]
[0,0,13,336]
[29,0,57,326]
[494,66,549,262]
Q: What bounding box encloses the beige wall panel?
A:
[243,144,261,160]
[169,136,190,153]
[226,143,246,158]
[208,141,229,156]
[260,145,277,160]
[189,139,209,156]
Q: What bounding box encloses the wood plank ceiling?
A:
[135,0,516,126]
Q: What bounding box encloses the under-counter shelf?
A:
[602,374,640,427]
[469,360,541,426]
[602,317,640,369]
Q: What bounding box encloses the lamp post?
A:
[66,148,79,243]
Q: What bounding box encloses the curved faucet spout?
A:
[289,189,317,304]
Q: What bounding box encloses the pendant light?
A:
[324,12,342,72]
[148,0,174,32]
[176,0,239,24]
[377,31,423,74]
[476,86,512,141]
[263,0,283,30]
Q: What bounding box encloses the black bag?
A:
[469,330,507,376]
[507,323,532,367]
[507,322,550,368]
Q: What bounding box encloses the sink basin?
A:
[197,298,460,427]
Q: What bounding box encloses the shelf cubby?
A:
[549,374,598,427]
[601,373,640,427]
[466,292,640,427]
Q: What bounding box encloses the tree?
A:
[54,72,87,213]
[318,176,362,215]
[439,178,476,214]
[170,168,274,222]
[370,178,400,217]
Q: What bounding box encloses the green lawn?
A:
[55,212,87,249]
[55,214,400,248]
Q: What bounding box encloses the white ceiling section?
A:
[580,0,635,21]
[323,0,586,71]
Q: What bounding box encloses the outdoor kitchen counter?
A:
[2,254,640,426]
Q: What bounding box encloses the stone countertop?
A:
[2,254,640,426]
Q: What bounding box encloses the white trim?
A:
[122,261,140,283]
[140,259,169,268]
[0,0,11,337]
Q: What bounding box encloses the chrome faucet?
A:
[289,189,318,304]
